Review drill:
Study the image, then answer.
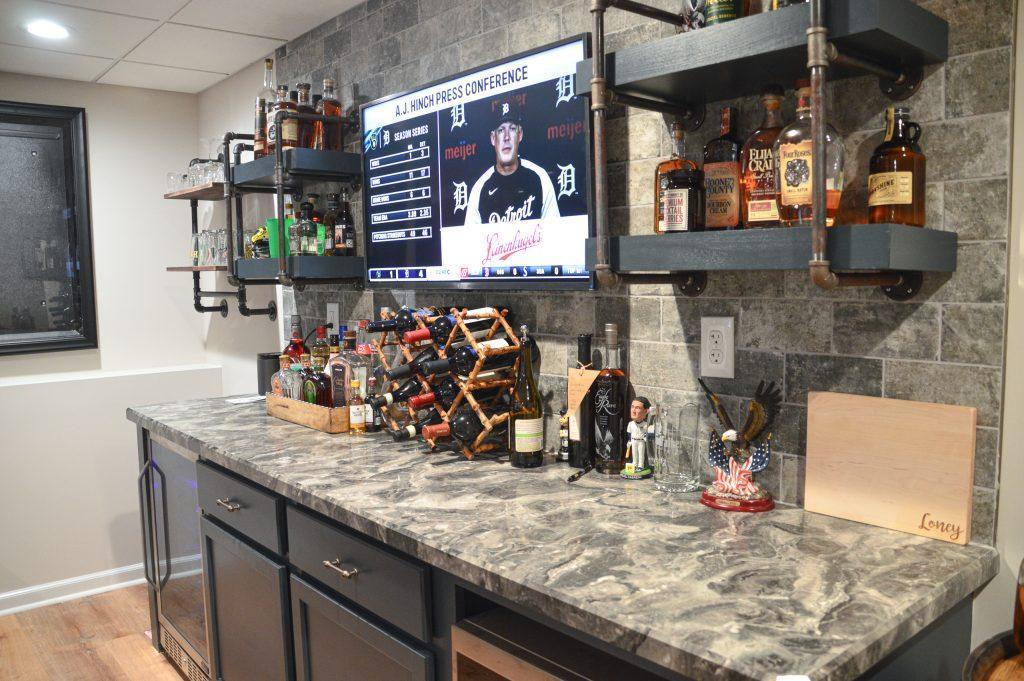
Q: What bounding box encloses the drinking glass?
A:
[190,234,199,266]
[166,172,181,193]
[216,230,228,265]
[651,402,703,493]
[188,163,203,187]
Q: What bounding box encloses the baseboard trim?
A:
[0,563,147,617]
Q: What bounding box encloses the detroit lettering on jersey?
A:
[466,159,559,224]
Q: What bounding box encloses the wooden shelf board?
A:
[234,255,365,281]
[163,182,225,201]
[166,265,227,272]
[233,148,362,190]
[585,224,957,274]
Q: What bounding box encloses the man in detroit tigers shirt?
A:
[465,99,560,225]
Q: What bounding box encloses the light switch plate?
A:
[326,303,340,330]
[700,317,735,379]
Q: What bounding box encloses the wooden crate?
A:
[266,394,349,433]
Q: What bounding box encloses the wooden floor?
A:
[0,585,182,681]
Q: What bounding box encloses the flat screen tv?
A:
[360,36,591,289]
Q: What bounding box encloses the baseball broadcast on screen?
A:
[361,38,590,286]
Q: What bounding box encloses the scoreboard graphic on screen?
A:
[360,37,591,287]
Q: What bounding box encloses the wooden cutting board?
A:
[805,392,976,545]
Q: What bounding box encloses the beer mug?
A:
[651,402,703,493]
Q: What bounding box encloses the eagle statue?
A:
[697,378,782,512]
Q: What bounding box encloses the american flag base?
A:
[700,488,775,513]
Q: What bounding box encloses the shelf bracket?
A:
[880,271,923,301]
[608,91,705,131]
[236,282,277,319]
[825,44,923,101]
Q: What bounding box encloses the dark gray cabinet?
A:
[291,575,433,681]
[201,516,294,681]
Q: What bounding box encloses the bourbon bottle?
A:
[774,80,845,227]
[703,106,742,230]
[592,323,626,476]
[314,78,344,151]
[741,86,785,227]
[868,107,926,227]
[654,121,699,233]
[268,85,298,153]
[296,83,315,149]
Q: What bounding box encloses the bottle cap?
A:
[300,353,311,362]
[323,77,336,88]
[761,84,784,98]
[316,326,326,337]
[604,323,619,347]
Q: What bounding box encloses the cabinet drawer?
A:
[198,461,284,555]
[286,506,430,641]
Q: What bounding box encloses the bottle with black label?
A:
[868,107,925,227]
[592,323,626,475]
[703,106,741,230]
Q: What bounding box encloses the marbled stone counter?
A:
[128,397,998,681]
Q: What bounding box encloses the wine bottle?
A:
[593,323,626,475]
[392,411,444,441]
[385,347,439,381]
[509,326,544,468]
[410,378,503,411]
[569,333,595,469]
[402,314,493,345]
[419,338,518,378]
[368,378,423,409]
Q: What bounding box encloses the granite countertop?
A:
[128,397,998,681]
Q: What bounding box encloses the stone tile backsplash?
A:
[276,0,1009,544]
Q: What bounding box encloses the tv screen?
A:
[360,36,591,288]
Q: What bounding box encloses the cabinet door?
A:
[291,575,433,681]
[201,516,294,681]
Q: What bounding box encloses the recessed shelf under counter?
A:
[585,223,957,274]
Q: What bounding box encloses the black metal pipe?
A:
[826,44,903,82]
[236,282,276,318]
[591,0,616,289]
[609,91,698,120]
[608,0,684,26]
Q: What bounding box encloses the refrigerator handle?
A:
[152,461,172,589]
[137,463,156,588]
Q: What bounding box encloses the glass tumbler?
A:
[652,402,703,493]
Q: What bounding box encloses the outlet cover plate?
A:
[326,303,340,330]
[700,316,735,379]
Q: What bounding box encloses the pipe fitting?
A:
[809,260,840,291]
[593,265,621,290]
[806,27,829,69]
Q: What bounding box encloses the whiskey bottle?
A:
[348,380,366,434]
[773,80,845,227]
[705,0,743,25]
[296,83,315,149]
[339,188,356,256]
[868,107,925,227]
[741,85,785,227]
[704,106,742,230]
[654,121,699,233]
[324,193,343,256]
[592,323,626,475]
[283,315,306,362]
[310,326,331,365]
[509,326,544,468]
[254,98,268,159]
[268,85,298,153]
[314,78,344,151]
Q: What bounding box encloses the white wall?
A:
[197,58,282,394]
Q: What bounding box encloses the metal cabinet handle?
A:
[215,498,241,512]
[137,463,156,588]
[322,559,359,579]
[152,461,171,590]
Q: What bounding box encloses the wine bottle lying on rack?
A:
[421,405,511,445]
[408,377,506,411]
[384,347,439,381]
[368,377,424,409]
[401,306,511,345]
[391,411,444,441]
[365,306,442,334]
[419,338,528,378]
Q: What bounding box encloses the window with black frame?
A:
[0,101,96,355]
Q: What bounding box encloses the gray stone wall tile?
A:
[628,341,699,392]
[930,241,1007,304]
[381,0,420,35]
[660,298,741,344]
[830,65,944,135]
[535,294,594,337]
[941,304,1004,366]
[832,303,941,361]
[780,453,806,505]
[421,47,460,81]
[785,354,883,404]
[701,350,784,402]
[508,10,561,54]
[482,0,534,25]
[739,300,831,353]
[884,360,1001,427]
[973,427,999,489]
[323,27,352,64]
[771,402,807,457]
[946,47,1012,118]
[919,0,1014,56]
[971,485,996,545]
[607,112,662,163]
[920,114,1010,182]
[943,179,1009,240]
[458,27,509,70]
[705,271,785,298]
[535,335,569,376]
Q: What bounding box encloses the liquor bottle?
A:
[704,106,742,230]
[706,0,743,26]
[298,202,317,255]
[254,98,268,159]
[557,408,570,463]
[592,323,626,475]
[385,347,439,381]
[284,315,306,362]
[257,58,275,108]
[741,85,785,228]
[654,121,699,233]
[369,378,424,410]
[348,380,366,433]
[270,355,293,397]
[327,333,340,364]
[509,326,544,468]
[296,83,315,148]
[868,107,926,227]
[299,354,317,403]
[304,356,331,406]
[327,331,368,408]
[402,307,509,345]
[339,188,356,256]
[774,79,845,227]
[286,200,301,255]
[314,78,344,151]
[367,376,383,432]
[324,193,342,256]
[395,411,445,441]
[287,363,304,399]
[268,85,298,153]
[310,326,330,365]
[568,333,595,469]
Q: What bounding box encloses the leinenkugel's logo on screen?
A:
[361,38,590,286]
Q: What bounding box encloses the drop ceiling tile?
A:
[48,0,190,21]
[126,23,281,74]
[0,0,159,58]
[0,42,111,80]
[172,0,357,41]
[98,60,225,92]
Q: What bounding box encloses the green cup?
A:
[266,218,295,258]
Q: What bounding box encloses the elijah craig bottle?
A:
[592,323,625,475]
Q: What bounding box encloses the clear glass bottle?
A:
[868,107,926,227]
[741,85,785,228]
[311,326,330,365]
[654,122,699,233]
[298,202,317,255]
[254,58,274,158]
[348,380,366,434]
[510,325,544,468]
[268,84,297,153]
[270,354,292,397]
[592,323,626,475]
[773,79,845,227]
[287,363,304,399]
[703,106,742,230]
[284,315,305,362]
[314,78,344,151]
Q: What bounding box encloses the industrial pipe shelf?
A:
[576,0,948,107]
[232,148,362,191]
[235,255,365,282]
[163,182,226,201]
[585,224,957,274]
[166,265,228,272]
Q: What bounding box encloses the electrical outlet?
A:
[326,303,340,330]
[700,317,735,379]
